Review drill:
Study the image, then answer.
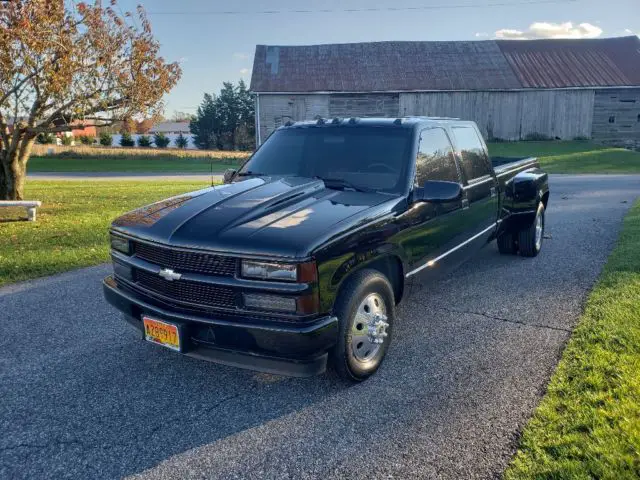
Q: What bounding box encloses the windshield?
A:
[238,126,413,194]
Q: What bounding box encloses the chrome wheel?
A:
[534,210,544,251]
[350,292,389,364]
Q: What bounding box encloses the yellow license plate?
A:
[143,317,180,352]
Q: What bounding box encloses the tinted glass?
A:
[415,128,460,185]
[451,126,491,181]
[239,127,413,194]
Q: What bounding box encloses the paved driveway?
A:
[2,175,639,479]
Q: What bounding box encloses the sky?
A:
[113,0,639,118]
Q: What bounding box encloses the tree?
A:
[175,133,188,148]
[136,135,151,147]
[171,111,192,122]
[153,132,170,148]
[0,1,181,200]
[190,80,255,151]
[36,132,55,144]
[99,132,112,146]
[136,118,154,134]
[190,93,219,150]
[120,132,134,147]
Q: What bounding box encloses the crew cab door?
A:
[399,127,470,280]
[450,125,499,250]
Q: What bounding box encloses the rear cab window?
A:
[450,126,492,183]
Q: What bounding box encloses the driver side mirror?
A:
[415,180,463,203]
[223,169,237,184]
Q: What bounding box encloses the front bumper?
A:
[103,276,338,377]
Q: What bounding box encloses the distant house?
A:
[149,121,190,135]
[250,36,640,148]
[70,121,97,137]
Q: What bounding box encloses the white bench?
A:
[0,200,42,221]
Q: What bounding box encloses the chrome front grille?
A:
[135,270,237,310]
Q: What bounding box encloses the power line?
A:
[146,0,578,16]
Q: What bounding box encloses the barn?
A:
[250,36,640,148]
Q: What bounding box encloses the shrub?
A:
[153,133,170,148]
[61,135,73,146]
[99,132,113,146]
[36,132,55,144]
[524,132,552,141]
[120,132,135,147]
[137,135,152,147]
[78,135,95,145]
[175,133,189,149]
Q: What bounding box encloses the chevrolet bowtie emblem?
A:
[158,268,182,281]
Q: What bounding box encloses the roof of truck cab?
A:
[278,117,474,130]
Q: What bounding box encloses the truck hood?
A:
[112,176,398,258]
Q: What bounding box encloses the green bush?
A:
[61,135,73,146]
[120,132,135,147]
[175,133,189,149]
[36,132,55,144]
[153,133,170,148]
[99,132,113,146]
[137,135,152,147]
[78,135,95,145]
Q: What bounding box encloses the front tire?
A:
[518,202,545,257]
[329,269,395,382]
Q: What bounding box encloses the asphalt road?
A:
[2,174,639,479]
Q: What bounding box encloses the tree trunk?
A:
[0,133,35,201]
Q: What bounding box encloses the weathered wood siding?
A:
[257,94,329,143]
[591,88,640,148]
[329,94,399,118]
[400,90,594,140]
[257,90,607,143]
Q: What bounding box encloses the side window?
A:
[415,128,460,186]
[451,126,491,181]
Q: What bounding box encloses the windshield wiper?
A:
[237,171,268,177]
[316,177,374,193]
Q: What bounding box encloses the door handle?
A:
[462,198,470,210]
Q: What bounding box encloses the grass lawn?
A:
[488,141,640,174]
[0,180,205,287]
[28,156,242,173]
[505,200,640,479]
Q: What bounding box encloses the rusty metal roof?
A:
[250,36,640,93]
[251,41,522,93]
[497,36,640,88]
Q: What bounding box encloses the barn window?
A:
[609,116,616,124]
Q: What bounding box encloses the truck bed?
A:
[492,156,538,179]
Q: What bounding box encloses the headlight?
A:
[110,234,131,255]
[240,260,318,282]
[241,260,298,281]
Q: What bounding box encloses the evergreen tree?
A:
[190,81,255,150]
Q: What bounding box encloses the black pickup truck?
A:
[103,117,549,381]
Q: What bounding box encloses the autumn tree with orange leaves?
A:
[0,1,181,200]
